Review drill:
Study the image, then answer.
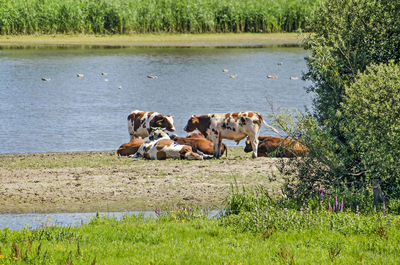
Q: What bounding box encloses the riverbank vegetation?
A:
[1,190,399,264]
[0,0,319,35]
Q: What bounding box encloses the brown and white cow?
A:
[133,129,203,160]
[244,136,309,157]
[127,110,175,140]
[170,134,227,157]
[184,111,278,158]
[117,138,146,156]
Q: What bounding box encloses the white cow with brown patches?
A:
[184,111,278,158]
[127,110,175,140]
[133,129,203,160]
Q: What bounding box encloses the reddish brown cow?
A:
[244,136,309,157]
[170,135,227,157]
[117,138,146,156]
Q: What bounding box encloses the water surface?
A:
[0,210,222,231]
[0,47,311,154]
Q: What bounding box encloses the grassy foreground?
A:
[0,33,303,47]
[0,209,399,264]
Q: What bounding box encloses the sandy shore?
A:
[0,148,286,213]
[0,33,303,47]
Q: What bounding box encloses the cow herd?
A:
[117,110,308,160]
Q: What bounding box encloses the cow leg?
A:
[211,132,221,159]
[217,138,223,158]
[249,136,259,158]
[185,151,203,160]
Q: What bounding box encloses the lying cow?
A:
[170,134,227,157]
[186,132,205,139]
[133,129,203,160]
[184,111,278,158]
[244,136,309,157]
[127,110,175,140]
[117,138,146,156]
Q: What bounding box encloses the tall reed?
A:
[0,0,319,34]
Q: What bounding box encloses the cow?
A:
[127,110,175,140]
[133,128,203,160]
[170,134,227,157]
[184,111,278,158]
[117,138,146,156]
[244,136,309,157]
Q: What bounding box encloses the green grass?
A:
[0,151,130,170]
[0,147,247,170]
[0,0,319,35]
[1,208,400,264]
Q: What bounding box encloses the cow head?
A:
[149,127,170,141]
[154,115,175,132]
[117,139,146,156]
[243,139,253,153]
[184,115,200,132]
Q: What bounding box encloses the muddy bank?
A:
[0,33,303,47]
[0,148,286,213]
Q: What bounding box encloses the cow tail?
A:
[225,146,228,158]
[260,115,279,134]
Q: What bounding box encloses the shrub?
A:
[279,0,400,201]
[341,62,400,198]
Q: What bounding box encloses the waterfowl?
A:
[290,77,299,80]
[77,74,84,78]
[147,75,158,79]
[41,78,51,81]
[267,75,278,79]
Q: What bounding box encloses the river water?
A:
[0,210,223,231]
[0,46,312,154]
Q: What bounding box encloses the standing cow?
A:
[127,110,175,140]
[184,111,278,158]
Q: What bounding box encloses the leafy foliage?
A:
[342,62,400,197]
[280,0,400,199]
[304,0,400,124]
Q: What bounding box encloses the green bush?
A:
[341,62,400,197]
[278,0,400,201]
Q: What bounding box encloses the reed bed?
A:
[0,0,319,35]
